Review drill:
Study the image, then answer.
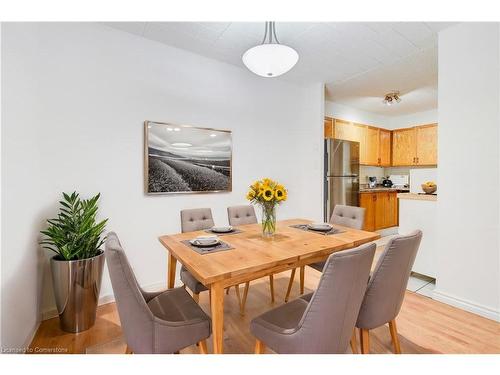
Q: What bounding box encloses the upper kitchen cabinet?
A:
[333,119,363,143]
[324,118,391,167]
[362,126,379,165]
[416,124,438,165]
[392,127,416,166]
[379,129,392,166]
[324,117,334,138]
[392,124,438,166]
[359,125,392,167]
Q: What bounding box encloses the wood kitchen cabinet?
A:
[392,127,416,166]
[362,126,380,165]
[392,124,437,166]
[324,118,436,167]
[379,129,392,166]
[333,119,363,143]
[326,118,391,167]
[359,191,399,231]
[416,124,438,165]
[324,117,334,138]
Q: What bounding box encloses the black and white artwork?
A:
[145,121,232,194]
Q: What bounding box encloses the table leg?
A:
[210,282,225,354]
[167,252,177,289]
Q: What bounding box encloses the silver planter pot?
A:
[50,251,105,333]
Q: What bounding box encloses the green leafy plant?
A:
[40,192,108,260]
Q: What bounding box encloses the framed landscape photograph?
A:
[145,121,232,194]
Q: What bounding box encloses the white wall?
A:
[0,23,324,349]
[325,101,389,127]
[325,101,437,130]
[388,109,438,129]
[436,22,500,321]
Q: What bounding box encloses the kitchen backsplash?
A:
[359,165,435,187]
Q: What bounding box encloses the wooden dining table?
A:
[158,218,380,354]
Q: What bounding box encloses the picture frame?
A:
[144,121,233,194]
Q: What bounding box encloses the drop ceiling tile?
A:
[390,22,434,46]
[102,22,146,36]
[274,22,317,43]
[372,29,420,58]
[144,23,217,55]
[196,22,231,33]
[424,22,458,33]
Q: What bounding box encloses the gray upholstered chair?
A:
[285,204,366,302]
[251,243,376,354]
[227,205,275,315]
[179,208,243,310]
[227,205,258,226]
[353,230,422,354]
[105,232,211,354]
[179,208,214,303]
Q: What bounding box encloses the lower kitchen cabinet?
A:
[359,191,399,231]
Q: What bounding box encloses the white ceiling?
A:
[103,22,455,116]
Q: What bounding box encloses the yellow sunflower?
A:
[275,187,287,201]
[251,181,261,191]
[246,190,256,201]
[262,178,273,187]
[263,188,274,201]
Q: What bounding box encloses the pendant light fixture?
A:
[242,22,299,78]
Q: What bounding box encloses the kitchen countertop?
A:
[359,187,410,193]
[397,193,437,201]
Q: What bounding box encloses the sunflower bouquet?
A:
[246,178,287,237]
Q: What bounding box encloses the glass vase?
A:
[261,204,276,238]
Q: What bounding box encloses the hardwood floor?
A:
[29,267,500,354]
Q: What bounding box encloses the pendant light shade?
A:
[242,22,299,78]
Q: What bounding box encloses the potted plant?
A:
[40,192,108,333]
[246,178,287,237]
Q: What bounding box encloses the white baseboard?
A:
[41,281,166,321]
[20,320,41,353]
[432,289,500,322]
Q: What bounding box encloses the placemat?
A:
[181,239,234,254]
[289,224,345,236]
[204,228,243,236]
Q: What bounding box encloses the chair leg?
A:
[299,266,305,294]
[254,339,266,354]
[284,268,296,302]
[226,286,230,295]
[192,293,200,303]
[269,275,275,303]
[389,319,402,354]
[359,329,370,354]
[125,345,133,354]
[235,284,243,315]
[240,282,250,315]
[350,328,358,354]
[198,340,208,354]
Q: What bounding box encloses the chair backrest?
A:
[330,205,365,230]
[105,232,154,353]
[356,230,422,329]
[180,208,214,233]
[298,243,376,353]
[227,205,258,226]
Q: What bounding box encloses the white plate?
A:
[307,222,333,231]
[211,226,233,233]
[189,238,220,247]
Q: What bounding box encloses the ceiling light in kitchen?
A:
[383,91,402,106]
[242,22,299,78]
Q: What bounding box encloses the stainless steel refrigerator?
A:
[324,139,360,222]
